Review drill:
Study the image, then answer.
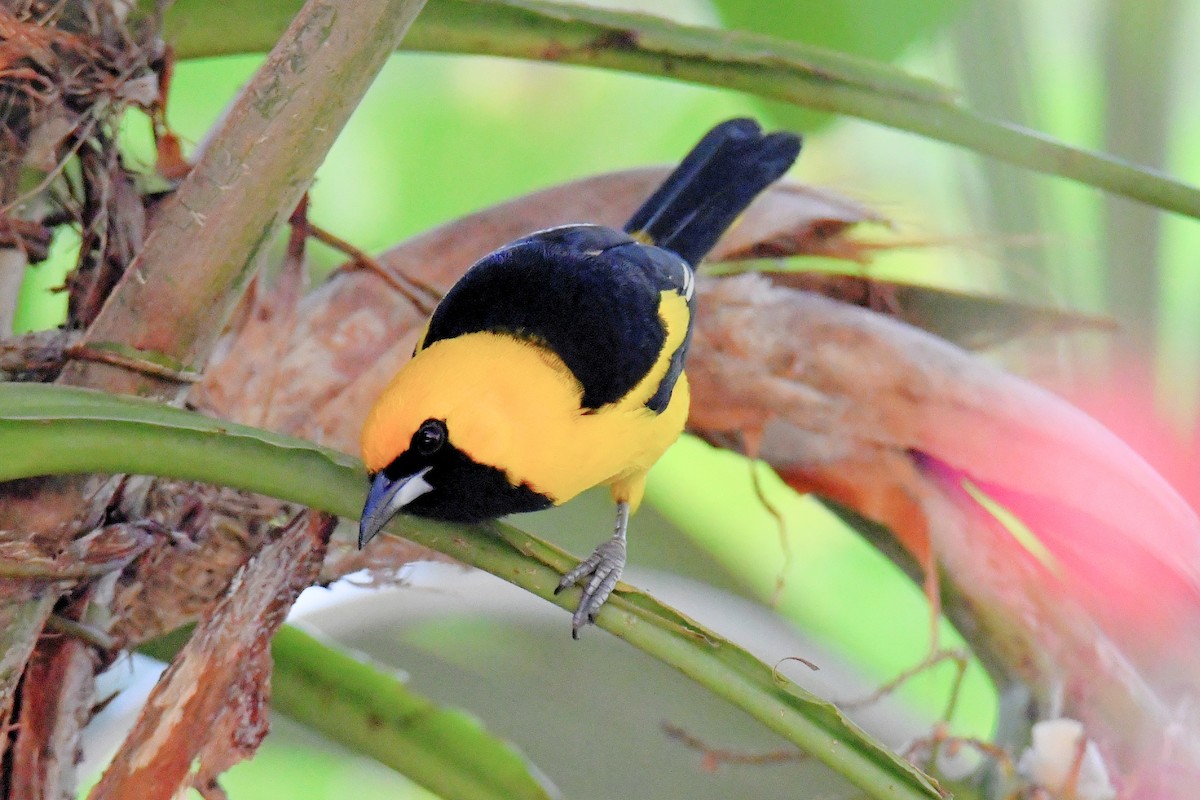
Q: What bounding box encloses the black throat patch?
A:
[381,442,554,523]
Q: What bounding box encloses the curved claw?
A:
[557,536,626,638]
[555,501,631,638]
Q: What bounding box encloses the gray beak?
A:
[358,467,434,548]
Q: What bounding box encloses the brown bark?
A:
[89,513,334,799]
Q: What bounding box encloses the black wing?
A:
[421,224,693,412]
[420,119,800,413]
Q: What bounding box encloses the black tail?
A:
[624,118,802,266]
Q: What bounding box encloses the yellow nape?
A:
[359,330,690,506]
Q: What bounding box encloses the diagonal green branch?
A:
[0,383,942,800]
[162,0,1200,222]
[131,606,559,800]
[271,626,556,800]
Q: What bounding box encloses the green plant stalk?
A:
[161,0,1200,222]
[1100,0,1181,355]
[0,383,941,800]
[271,626,553,800]
[60,0,429,396]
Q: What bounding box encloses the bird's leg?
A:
[555,501,630,638]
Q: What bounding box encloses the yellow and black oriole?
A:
[358,119,801,636]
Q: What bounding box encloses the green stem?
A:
[61,0,430,396]
[1100,0,1181,357]
[162,0,1200,222]
[0,383,941,800]
[271,626,553,800]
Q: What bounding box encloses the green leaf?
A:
[160,0,1200,222]
[142,623,555,800]
[0,380,364,516]
[272,625,555,800]
[0,382,941,800]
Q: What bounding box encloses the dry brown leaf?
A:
[185,166,1200,789]
[105,481,292,648]
[690,274,1200,782]
[89,512,333,800]
[694,277,1200,632]
[9,590,97,800]
[0,216,52,262]
[68,147,147,329]
[195,167,876,450]
[760,271,1117,349]
[0,3,169,772]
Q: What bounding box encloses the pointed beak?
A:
[358,467,434,548]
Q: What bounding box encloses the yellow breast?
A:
[360,329,689,508]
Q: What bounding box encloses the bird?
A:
[357,118,802,637]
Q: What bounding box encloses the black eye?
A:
[413,419,447,456]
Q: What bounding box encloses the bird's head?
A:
[357,334,569,547]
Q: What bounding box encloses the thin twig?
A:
[749,459,792,608]
[45,615,117,651]
[838,649,969,712]
[902,722,1016,776]
[0,113,100,216]
[65,343,202,383]
[312,222,440,313]
[662,721,809,770]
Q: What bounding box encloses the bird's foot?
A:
[555,533,626,639]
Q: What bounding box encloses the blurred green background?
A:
[26,0,1197,797]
